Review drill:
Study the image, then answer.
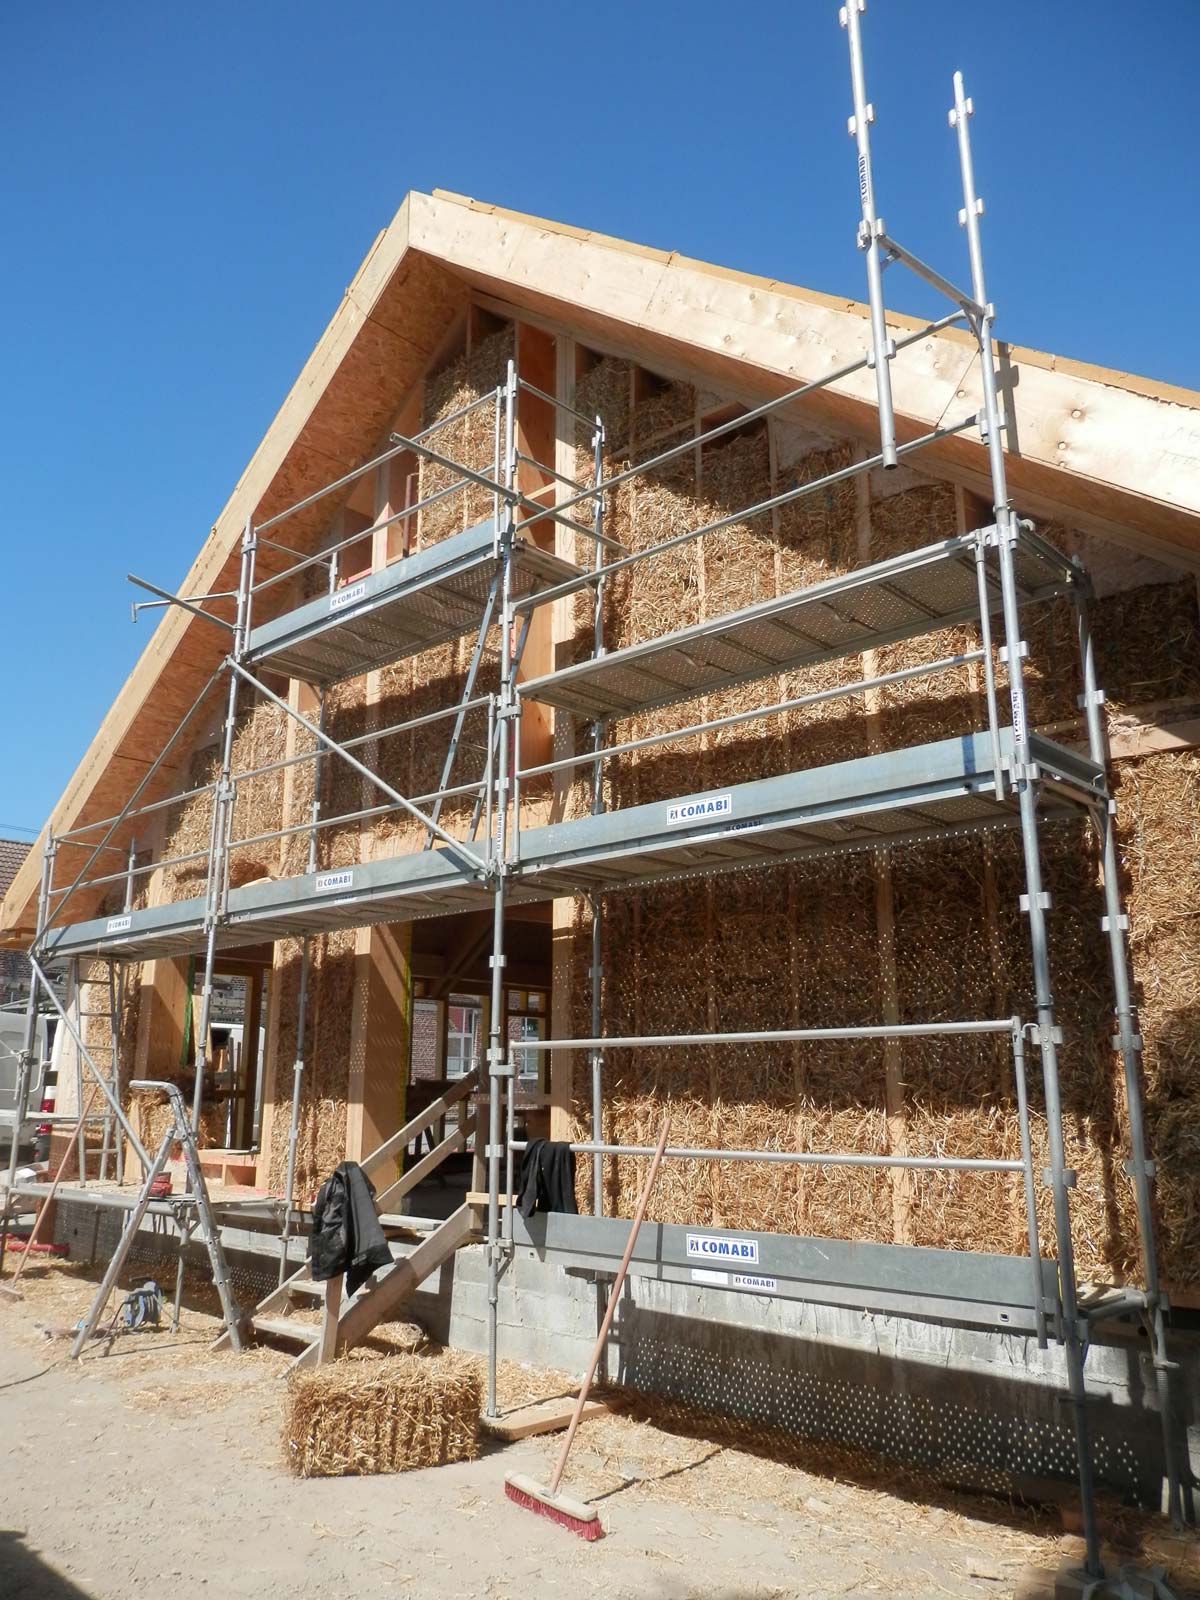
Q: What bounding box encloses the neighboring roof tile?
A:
[0,839,32,902]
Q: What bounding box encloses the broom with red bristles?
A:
[504,1115,670,1540]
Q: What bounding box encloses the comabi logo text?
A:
[666,793,732,828]
[685,1232,759,1265]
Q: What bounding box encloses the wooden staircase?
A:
[217,1072,484,1366]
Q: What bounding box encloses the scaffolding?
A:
[0,3,1183,1577]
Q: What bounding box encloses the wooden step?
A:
[290,1202,479,1372]
[378,1213,446,1235]
[285,1278,324,1300]
[252,1315,318,1347]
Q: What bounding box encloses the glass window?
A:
[445,996,482,1079]
[505,987,548,1083]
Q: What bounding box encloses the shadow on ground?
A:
[0,1530,95,1600]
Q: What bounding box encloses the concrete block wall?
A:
[50,1199,1199,1516]
[407,1242,1194,1514]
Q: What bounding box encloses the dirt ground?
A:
[1,1259,1197,1600]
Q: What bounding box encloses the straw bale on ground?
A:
[283,1351,481,1477]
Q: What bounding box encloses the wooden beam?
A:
[409,194,1200,570]
[373,1126,466,1212]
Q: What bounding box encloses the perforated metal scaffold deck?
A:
[512,728,1104,895]
[520,528,1076,720]
[246,518,584,684]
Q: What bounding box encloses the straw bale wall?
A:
[116,322,1200,1286]
[264,928,356,1195]
[562,367,1200,1287]
[159,700,290,896]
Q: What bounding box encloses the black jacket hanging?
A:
[308,1160,392,1295]
[518,1138,578,1218]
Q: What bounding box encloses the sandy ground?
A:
[1,1259,1197,1600]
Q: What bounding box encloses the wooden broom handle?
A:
[548,1115,670,1497]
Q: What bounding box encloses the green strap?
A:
[180,957,195,1068]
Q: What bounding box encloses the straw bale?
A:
[279,717,319,878]
[266,929,355,1195]
[283,1350,481,1477]
[1117,751,1200,1098]
[630,374,695,451]
[418,327,513,545]
[1016,570,1200,734]
[76,960,142,1106]
[776,442,859,592]
[1092,577,1200,713]
[1114,748,1200,1285]
[1147,1097,1200,1287]
[869,483,979,747]
[161,700,289,899]
[1020,597,1082,729]
[575,355,631,456]
[132,1091,226,1154]
[697,427,786,791]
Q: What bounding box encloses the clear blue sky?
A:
[1,1,1194,837]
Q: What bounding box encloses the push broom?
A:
[504,1114,670,1539]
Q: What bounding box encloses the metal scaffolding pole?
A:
[841,0,898,467]
[588,414,607,1218]
[278,688,327,1286]
[950,70,1102,1579]
[0,841,55,1282]
[1074,585,1183,1527]
[485,360,519,1419]
[191,518,256,1134]
[69,961,87,1184]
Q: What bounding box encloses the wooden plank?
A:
[358,1069,478,1179]
[334,1201,477,1352]
[465,1190,517,1208]
[318,1274,343,1364]
[1107,716,1200,761]
[480,1395,613,1441]
[373,1126,465,1211]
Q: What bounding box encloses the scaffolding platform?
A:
[520,528,1076,721]
[247,518,584,684]
[514,728,1104,895]
[513,1211,1056,1335]
[37,837,548,963]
